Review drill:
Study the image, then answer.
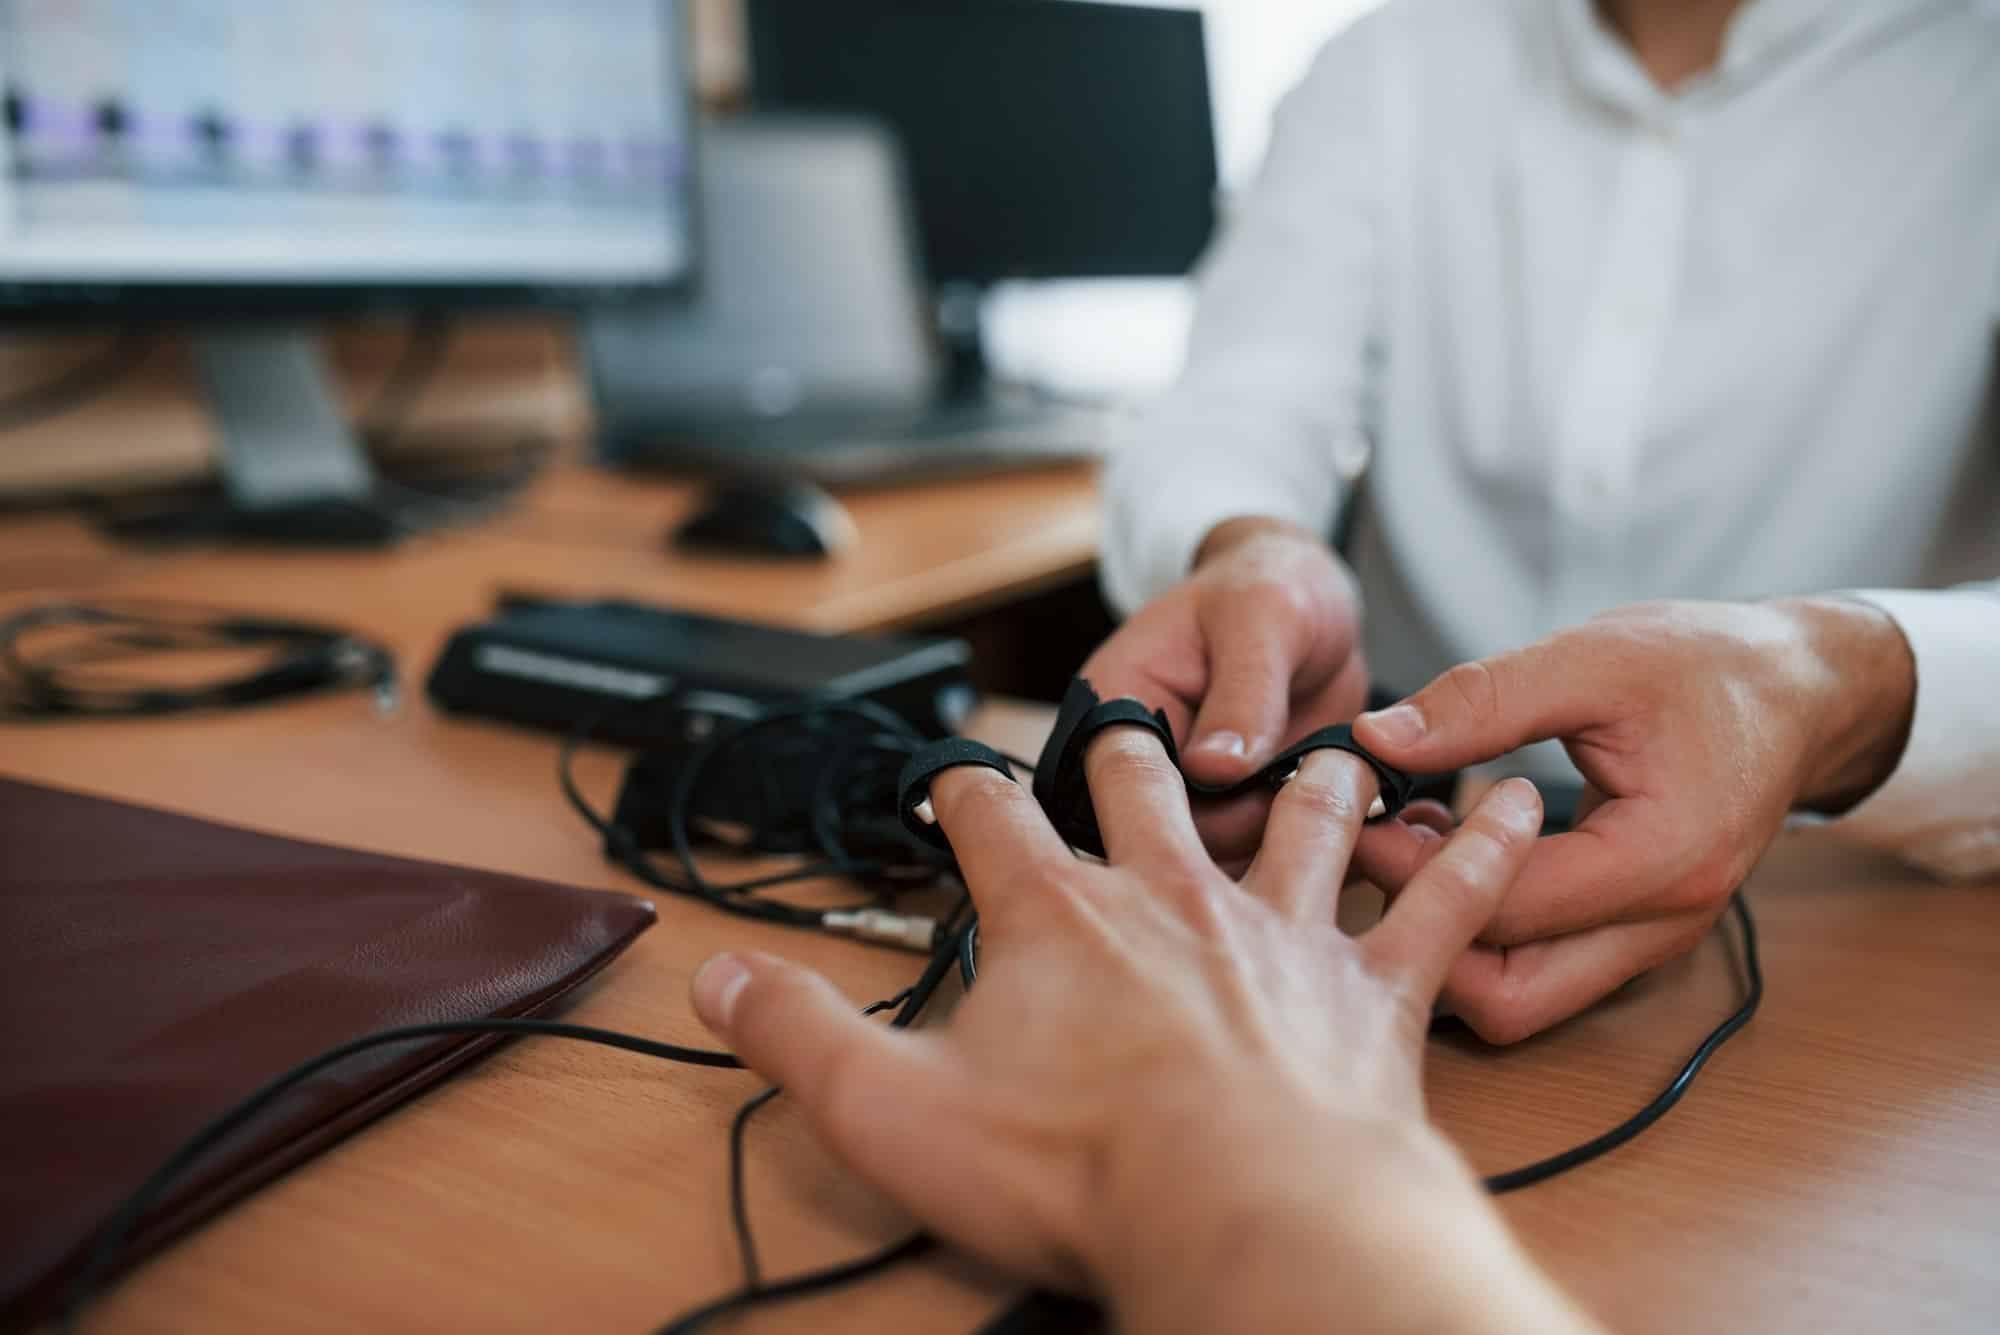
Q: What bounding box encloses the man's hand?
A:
[689,732,1597,1334]
[1352,597,1918,1043]
[1080,516,1368,861]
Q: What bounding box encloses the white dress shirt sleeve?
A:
[1099,14,1389,617]
[1827,584,2000,880]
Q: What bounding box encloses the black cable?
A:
[1481,891,1762,1193]
[652,1233,938,1335]
[0,330,154,433]
[0,600,397,719]
[58,1018,741,1334]
[666,912,971,1335]
[725,986,915,1292]
[558,697,966,938]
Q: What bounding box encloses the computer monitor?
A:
[747,0,1216,390]
[0,0,693,533]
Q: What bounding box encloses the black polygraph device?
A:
[427,596,976,745]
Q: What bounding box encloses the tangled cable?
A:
[0,600,397,719]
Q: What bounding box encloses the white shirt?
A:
[1102,0,2000,878]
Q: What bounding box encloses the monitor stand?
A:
[196,328,376,513]
[933,280,994,405]
[104,327,401,545]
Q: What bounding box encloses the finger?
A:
[1078,647,1197,747]
[1352,638,1612,774]
[1367,779,1543,1000]
[926,763,1072,931]
[1187,656,1372,863]
[1351,815,1447,893]
[1188,788,1277,866]
[691,949,965,1190]
[1475,798,1707,945]
[1183,591,1315,783]
[1436,909,1717,1045]
[1245,749,1378,918]
[1401,799,1456,835]
[1083,723,1206,869]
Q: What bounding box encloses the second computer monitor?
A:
[748,0,1218,285]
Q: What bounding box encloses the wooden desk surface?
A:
[4,476,1998,1334]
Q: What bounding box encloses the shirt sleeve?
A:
[1824,584,2000,879]
[1098,11,1391,617]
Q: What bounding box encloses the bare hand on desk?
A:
[691,726,1598,1335]
[1353,597,1917,1044]
[1079,515,1370,865]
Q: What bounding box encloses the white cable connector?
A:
[822,908,939,952]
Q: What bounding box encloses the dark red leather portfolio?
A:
[0,776,655,1329]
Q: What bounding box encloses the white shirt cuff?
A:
[1824,589,2000,879]
[1100,412,1345,617]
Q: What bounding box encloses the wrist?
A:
[1771,596,1918,814]
[1193,514,1327,570]
[1095,1108,1586,1335]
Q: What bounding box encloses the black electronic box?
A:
[426,597,975,743]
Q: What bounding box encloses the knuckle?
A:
[1460,996,1538,1047]
[1423,855,1493,917]
[1277,774,1363,829]
[1084,729,1179,788]
[1158,870,1232,935]
[1447,974,1537,1045]
[1440,660,1502,722]
[929,765,1024,827]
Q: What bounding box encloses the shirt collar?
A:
[1555,0,1920,117]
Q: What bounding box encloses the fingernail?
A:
[1493,778,1542,830]
[1190,730,1248,759]
[1359,704,1425,748]
[692,953,753,1028]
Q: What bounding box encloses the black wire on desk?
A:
[558,697,973,938]
[0,331,155,433]
[57,1019,740,1333]
[0,600,397,719]
[1482,892,1762,1194]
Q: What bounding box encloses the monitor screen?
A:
[748,0,1217,286]
[0,0,692,312]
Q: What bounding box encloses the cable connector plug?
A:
[822,908,938,953]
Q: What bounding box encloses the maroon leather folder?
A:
[0,776,656,1330]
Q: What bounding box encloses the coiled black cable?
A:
[0,600,397,719]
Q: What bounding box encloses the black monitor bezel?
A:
[746,0,1219,287]
[0,0,697,325]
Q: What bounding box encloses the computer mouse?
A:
[670,479,857,559]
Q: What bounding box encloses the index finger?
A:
[1367,779,1542,1001]
[1478,799,1698,944]
[927,763,1072,929]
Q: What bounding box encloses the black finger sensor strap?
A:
[1031,677,1415,856]
[897,739,1016,852]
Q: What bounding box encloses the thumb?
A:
[1353,642,1603,772]
[691,952,961,1198]
[1184,593,1312,781]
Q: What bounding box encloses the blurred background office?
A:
[1,0,1382,502]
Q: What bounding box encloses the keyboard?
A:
[612,399,1114,486]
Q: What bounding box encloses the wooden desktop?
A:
[1,459,1996,1334]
